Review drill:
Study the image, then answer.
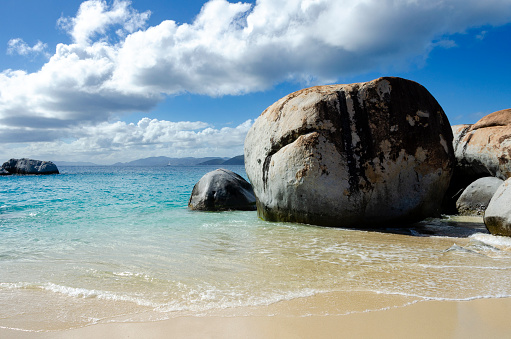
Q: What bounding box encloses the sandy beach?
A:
[3,293,510,339]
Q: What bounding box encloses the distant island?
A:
[54,155,244,167]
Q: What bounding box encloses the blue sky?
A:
[1,0,510,164]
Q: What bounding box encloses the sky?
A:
[1,0,510,165]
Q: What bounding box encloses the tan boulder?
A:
[453,108,511,180]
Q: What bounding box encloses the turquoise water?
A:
[2,166,511,331]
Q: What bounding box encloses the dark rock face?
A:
[245,77,454,228]
[456,177,503,215]
[2,158,59,175]
[484,178,511,236]
[0,168,10,175]
[188,169,256,211]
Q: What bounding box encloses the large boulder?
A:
[456,177,503,215]
[188,169,256,211]
[484,178,511,236]
[453,109,511,181]
[2,158,59,175]
[244,77,454,228]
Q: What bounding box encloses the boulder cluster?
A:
[188,77,511,237]
[1,158,59,175]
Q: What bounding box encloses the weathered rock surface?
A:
[0,168,11,175]
[453,109,511,181]
[188,169,256,211]
[443,109,511,214]
[484,178,511,236]
[244,77,454,228]
[456,177,503,215]
[2,158,59,175]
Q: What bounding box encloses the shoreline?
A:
[3,294,511,339]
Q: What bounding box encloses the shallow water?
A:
[1,166,511,331]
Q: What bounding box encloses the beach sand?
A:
[3,293,510,339]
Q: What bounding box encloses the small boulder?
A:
[188,169,256,211]
[245,77,454,228]
[484,178,511,236]
[2,158,59,175]
[456,177,503,215]
[0,168,11,175]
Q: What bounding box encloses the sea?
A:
[1,165,511,332]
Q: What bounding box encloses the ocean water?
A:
[2,165,511,332]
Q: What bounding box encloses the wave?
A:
[469,233,511,250]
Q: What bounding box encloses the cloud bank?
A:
[2,0,511,162]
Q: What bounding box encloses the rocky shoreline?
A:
[190,77,511,237]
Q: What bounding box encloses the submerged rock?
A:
[484,178,511,236]
[456,177,503,215]
[188,169,256,211]
[2,158,59,175]
[244,77,454,228]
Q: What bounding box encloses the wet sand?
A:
[3,293,511,339]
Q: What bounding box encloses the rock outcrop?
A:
[2,158,59,175]
[484,178,511,236]
[443,109,511,214]
[188,169,256,211]
[244,77,454,228]
[0,168,10,175]
[453,109,511,181]
[456,177,503,215]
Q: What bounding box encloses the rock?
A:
[456,177,503,215]
[188,169,256,211]
[2,158,59,175]
[244,77,454,228]
[453,109,511,181]
[0,168,11,175]
[440,124,475,214]
[484,178,511,236]
[443,109,511,214]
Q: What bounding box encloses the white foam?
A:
[42,283,159,308]
[470,233,511,250]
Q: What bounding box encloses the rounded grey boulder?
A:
[2,158,59,175]
[456,177,503,215]
[244,77,454,228]
[484,178,511,236]
[188,169,256,211]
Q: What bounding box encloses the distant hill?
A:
[197,158,228,166]
[112,156,224,167]
[53,156,244,167]
[197,155,244,166]
[54,161,101,166]
[221,155,244,165]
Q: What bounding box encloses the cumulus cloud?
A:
[57,0,151,45]
[1,0,511,160]
[7,38,49,57]
[1,118,252,164]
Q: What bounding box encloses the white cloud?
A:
[0,118,252,164]
[7,38,49,57]
[1,0,511,161]
[57,0,151,45]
